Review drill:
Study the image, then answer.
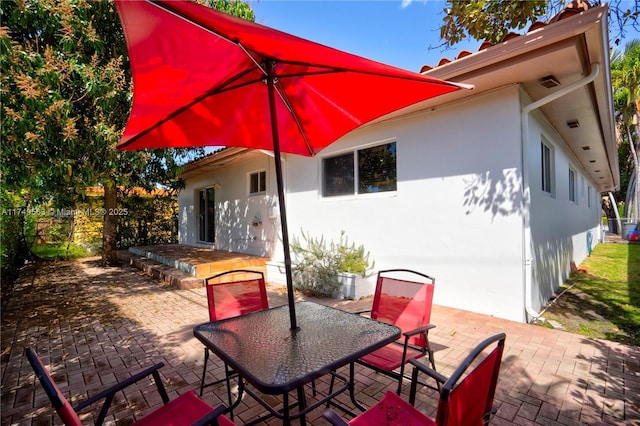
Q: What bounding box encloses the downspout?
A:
[521,63,600,323]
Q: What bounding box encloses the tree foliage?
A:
[1,0,129,205]
[440,0,548,45]
[611,40,640,219]
[0,0,254,267]
[438,0,639,47]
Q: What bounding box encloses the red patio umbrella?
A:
[115,0,470,330]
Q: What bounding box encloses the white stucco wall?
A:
[284,86,526,321]
[525,105,603,313]
[178,154,282,257]
[178,84,604,323]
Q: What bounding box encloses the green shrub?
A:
[291,230,374,296]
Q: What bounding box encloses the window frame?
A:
[249,170,267,196]
[568,167,577,204]
[540,138,554,196]
[198,187,215,243]
[321,140,397,198]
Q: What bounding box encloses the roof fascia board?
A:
[590,10,620,189]
[180,147,250,178]
[423,5,608,82]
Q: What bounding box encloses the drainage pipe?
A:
[521,63,600,323]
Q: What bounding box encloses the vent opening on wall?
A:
[538,75,560,88]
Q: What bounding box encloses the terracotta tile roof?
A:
[420,0,592,73]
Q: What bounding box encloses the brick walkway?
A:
[1,258,638,425]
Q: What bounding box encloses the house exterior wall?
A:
[178,85,604,323]
[285,86,527,321]
[178,154,281,257]
[525,98,603,314]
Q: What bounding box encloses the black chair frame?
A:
[26,347,228,426]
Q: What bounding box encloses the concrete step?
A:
[117,251,204,290]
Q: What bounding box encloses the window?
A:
[588,185,592,208]
[322,141,396,197]
[198,188,215,243]
[541,140,553,194]
[569,168,577,203]
[249,170,266,195]
[358,143,397,193]
[323,153,354,196]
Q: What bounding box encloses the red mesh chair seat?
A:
[349,391,435,426]
[324,333,506,426]
[358,344,425,371]
[133,390,235,426]
[26,347,234,426]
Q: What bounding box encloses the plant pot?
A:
[266,260,287,285]
[333,272,376,300]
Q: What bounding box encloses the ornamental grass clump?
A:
[291,230,374,296]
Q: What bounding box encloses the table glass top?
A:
[194,301,400,392]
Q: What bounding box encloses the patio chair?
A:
[25,347,235,426]
[337,269,437,395]
[199,270,269,412]
[323,332,506,425]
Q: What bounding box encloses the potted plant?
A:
[290,230,375,299]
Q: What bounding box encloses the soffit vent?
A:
[538,75,560,88]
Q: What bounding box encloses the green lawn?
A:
[538,243,640,346]
[31,243,95,259]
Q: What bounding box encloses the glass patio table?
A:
[193,301,401,426]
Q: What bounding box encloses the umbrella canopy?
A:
[115,0,470,330]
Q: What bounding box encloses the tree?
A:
[611,40,640,220]
[438,0,639,48]
[1,0,254,266]
[440,0,548,46]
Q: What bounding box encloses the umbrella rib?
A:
[237,41,268,76]
[150,0,268,77]
[273,58,471,89]
[119,68,260,150]
[272,82,314,156]
[150,0,239,47]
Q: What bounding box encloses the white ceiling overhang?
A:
[417,5,619,192]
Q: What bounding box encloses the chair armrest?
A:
[191,404,229,426]
[350,309,371,316]
[408,358,447,384]
[322,409,350,426]
[402,323,435,338]
[74,362,169,426]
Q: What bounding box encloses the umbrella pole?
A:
[267,65,298,331]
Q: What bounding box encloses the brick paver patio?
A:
[1,257,638,425]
